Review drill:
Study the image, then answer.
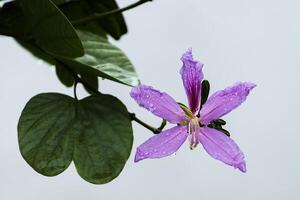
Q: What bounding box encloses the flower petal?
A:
[200,82,256,125]
[199,127,246,172]
[130,85,186,124]
[180,48,204,114]
[134,126,188,162]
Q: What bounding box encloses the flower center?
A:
[188,116,200,150]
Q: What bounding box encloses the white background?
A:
[1,0,299,199]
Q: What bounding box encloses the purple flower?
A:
[130,49,256,172]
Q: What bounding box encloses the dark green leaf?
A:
[58,0,127,39]
[58,0,108,38]
[0,1,31,37]
[80,73,99,94]
[18,93,76,176]
[201,80,210,107]
[85,0,127,40]
[52,0,78,5]
[73,95,133,184]
[16,40,76,87]
[16,39,56,65]
[18,93,133,184]
[19,0,84,58]
[61,29,139,86]
[56,61,75,87]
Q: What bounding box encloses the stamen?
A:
[188,117,200,150]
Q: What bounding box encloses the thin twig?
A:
[157,119,167,132]
[73,80,78,100]
[129,113,164,134]
[72,0,152,25]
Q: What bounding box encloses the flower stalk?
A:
[129,113,165,134]
[73,80,78,101]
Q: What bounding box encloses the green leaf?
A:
[0,1,31,37]
[80,73,99,94]
[52,0,77,5]
[55,61,75,87]
[16,39,56,65]
[85,0,127,40]
[73,95,133,184]
[18,93,133,184]
[16,40,99,90]
[201,80,210,107]
[61,30,139,86]
[18,93,76,176]
[19,0,84,58]
[58,0,127,39]
[58,0,108,38]
[16,40,76,87]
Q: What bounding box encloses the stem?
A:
[73,80,78,100]
[72,0,152,25]
[157,119,167,132]
[129,113,163,134]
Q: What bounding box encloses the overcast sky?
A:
[1,0,300,199]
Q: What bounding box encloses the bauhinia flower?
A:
[130,49,256,172]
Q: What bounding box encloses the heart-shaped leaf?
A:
[18,93,133,184]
